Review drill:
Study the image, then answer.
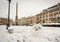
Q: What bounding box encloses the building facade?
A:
[25,17,32,26]
[0,18,7,25]
[31,15,37,25]
[17,16,37,26]
[0,17,13,25]
[36,3,60,24]
[19,17,27,25]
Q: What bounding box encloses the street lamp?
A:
[6,0,11,29]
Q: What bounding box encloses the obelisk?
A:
[15,2,18,25]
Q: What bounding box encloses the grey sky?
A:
[0,0,60,20]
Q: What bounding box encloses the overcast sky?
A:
[0,0,60,20]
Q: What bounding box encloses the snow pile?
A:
[26,24,60,42]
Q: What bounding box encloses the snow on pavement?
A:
[29,27,60,42]
[0,25,60,42]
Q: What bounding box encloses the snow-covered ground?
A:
[0,25,60,42]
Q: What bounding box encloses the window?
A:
[39,16,41,18]
[57,17,59,20]
[59,11,60,14]
[58,8,60,10]
[46,19,48,21]
[49,18,51,20]
[37,18,39,20]
[49,10,53,13]
[49,14,53,17]
[46,15,48,17]
[54,12,58,16]
[43,15,44,17]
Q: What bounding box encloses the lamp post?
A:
[6,0,11,29]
